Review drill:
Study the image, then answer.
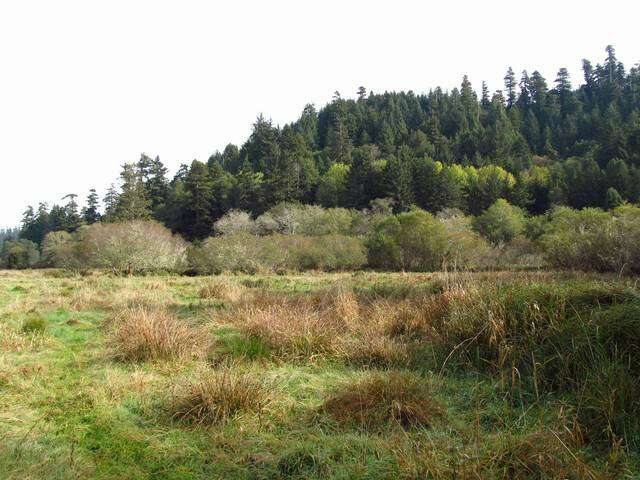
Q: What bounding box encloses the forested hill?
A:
[21,46,640,242]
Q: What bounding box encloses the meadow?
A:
[1,269,639,479]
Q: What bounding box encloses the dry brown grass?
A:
[465,431,603,480]
[198,279,247,302]
[382,296,446,339]
[238,305,337,361]
[320,372,445,430]
[319,283,360,323]
[0,322,48,352]
[337,332,410,368]
[107,306,205,362]
[169,365,269,425]
[216,286,358,361]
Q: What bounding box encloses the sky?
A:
[0,0,638,227]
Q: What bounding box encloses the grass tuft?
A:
[198,279,246,302]
[320,372,445,430]
[169,365,269,425]
[21,311,46,334]
[107,306,204,362]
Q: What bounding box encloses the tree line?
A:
[18,46,640,245]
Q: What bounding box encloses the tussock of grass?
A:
[107,306,204,362]
[320,372,445,430]
[240,305,335,361]
[470,431,600,480]
[169,365,269,425]
[0,322,47,352]
[199,279,246,302]
[319,283,360,323]
[337,333,409,369]
[20,311,46,334]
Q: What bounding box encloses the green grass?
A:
[0,269,638,478]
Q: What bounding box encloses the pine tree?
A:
[387,146,415,211]
[62,194,82,231]
[82,189,101,224]
[103,184,119,221]
[605,187,623,209]
[146,156,169,216]
[182,160,214,239]
[209,159,234,219]
[504,67,517,108]
[114,163,151,220]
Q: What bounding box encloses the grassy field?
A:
[0,269,639,479]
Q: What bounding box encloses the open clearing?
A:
[1,269,639,479]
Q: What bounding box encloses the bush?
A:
[254,203,357,236]
[41,231,80,268]
[191,233,366,274]
[213,210,257,236]
[438,212,490,270]
[78,221,188,274]
[190,233,264,274]
[541,205,640,273]
[366,210,448,271]
[0,239,40,269]
[473,199,526,246]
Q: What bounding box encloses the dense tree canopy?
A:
[16,46,640,242]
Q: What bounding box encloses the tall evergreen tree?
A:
[82,189,101,224]
[182,160,214,239]
[114,163,151,220]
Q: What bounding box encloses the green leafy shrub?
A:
[0,239,40,269]
[366,210,448,271]
[473,199,526,245]
[541,205,640,273]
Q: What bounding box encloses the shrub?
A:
[541,205,640,273]
[255,203,357,236]
[170,366,268,425]
[191,233,366,274]
[47,221,187,273]
[320,372,445,430]
[0,239,40,269]
[80,221,188,274]
[107,307,203,362]
[190,233,263,274]
[213,210,257,236]
[438,213,490,270]
[473,199,526,246]
[41,231,82,269]
[366,210,448,271]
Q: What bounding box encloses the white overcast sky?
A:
[0,0,638,227]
